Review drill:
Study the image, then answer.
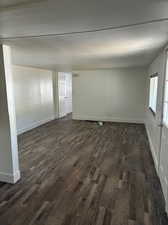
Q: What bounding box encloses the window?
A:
[163,59,168,127]
[149,74,158,114]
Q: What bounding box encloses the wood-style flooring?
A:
[0,117,167,225]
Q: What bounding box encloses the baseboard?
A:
[145,124,159,172]
[17,116,56,135]
[72,114,145,124]
[0,170,20,184]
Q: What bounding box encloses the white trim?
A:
[17,116,56,135]
[72,114,145,124]
[0,170,20,184]
[145,124,159,172]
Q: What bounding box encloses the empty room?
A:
[0,1,168,225]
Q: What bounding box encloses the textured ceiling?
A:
[1,0,168,69]
[0,0,27,7]
[0,0,168,38]
[0,0,46,8]
[6,21,168,70]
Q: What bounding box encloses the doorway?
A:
[58,72,72,118]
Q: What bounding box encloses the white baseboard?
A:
[145,124,159,172]
[17,116,56,135]
[72,114,145,124]
[0,170,20,184]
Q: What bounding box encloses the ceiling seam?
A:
[1,17,168,41]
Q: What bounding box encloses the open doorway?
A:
[58,72,72,118]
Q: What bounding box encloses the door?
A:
[159,53,168,213]
[58,72,72,118]
[65,73,72,114]
[58,72,67,118]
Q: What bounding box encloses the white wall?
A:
[145,49,168,213]
[12,65,56,134]
[145,52,165,170]
[73,68,148,123]
[0,45,20,183]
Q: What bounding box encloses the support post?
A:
[0,45,20,183]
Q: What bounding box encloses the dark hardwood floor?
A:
[0,117,167,225]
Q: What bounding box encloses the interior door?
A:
[65,73,72,114]
[159,54,168,213]
[58,72,67,118]
[58,72,72,118]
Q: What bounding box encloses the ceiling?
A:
[0,0,45,9]
[1,0,168,70]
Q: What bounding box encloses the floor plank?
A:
[0,116,167,225]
